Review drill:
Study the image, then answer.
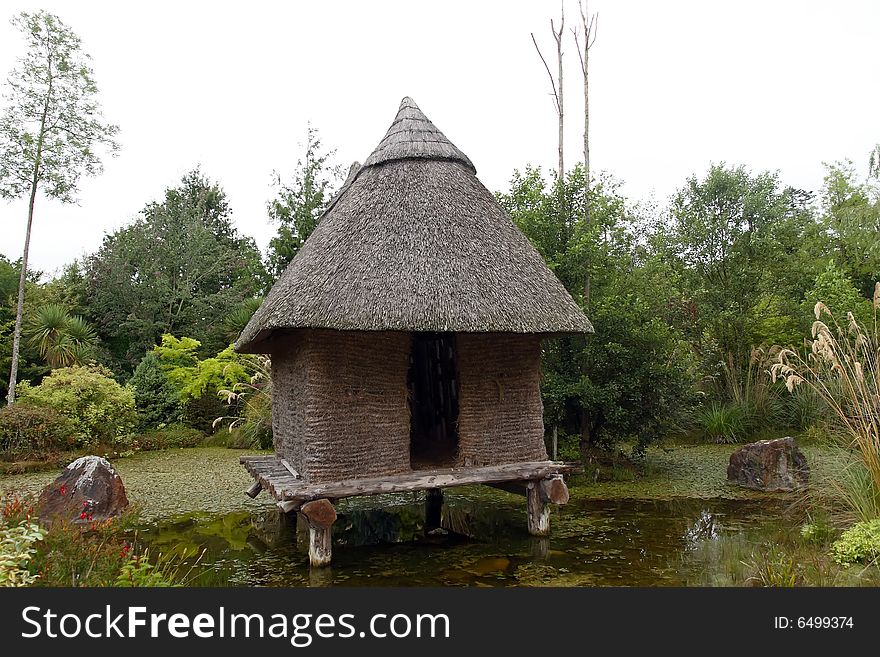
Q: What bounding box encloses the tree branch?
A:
[531,32,560,115]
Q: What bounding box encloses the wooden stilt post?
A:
[300,498,337,567]
[526,481,550,536]
[529,536,550,559]
[425,487,443,533]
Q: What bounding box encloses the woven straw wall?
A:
[270,333,308,474]
[456,333,547,466]
[271,329,411,482]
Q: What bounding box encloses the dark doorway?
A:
[408,332,459,469]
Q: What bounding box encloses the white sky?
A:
[1,0,878,277]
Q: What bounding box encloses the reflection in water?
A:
[136,488,789,587]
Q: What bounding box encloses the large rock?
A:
[727,437,809,491]
[38,456,129,524]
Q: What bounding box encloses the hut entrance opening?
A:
[408,332,460,469]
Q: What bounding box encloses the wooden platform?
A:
[240,455,579,504]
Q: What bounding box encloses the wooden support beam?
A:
[300,499,337,567]
[425,488,443,533]
[527,481,550,536]
[245,481,263,499]
[277,499,301,514]
[278,460,579,501]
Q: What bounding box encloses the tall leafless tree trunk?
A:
[532,2,565,183]
[7,82,50,406]
[573,1,597,309]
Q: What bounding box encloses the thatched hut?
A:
[237,97,592,565]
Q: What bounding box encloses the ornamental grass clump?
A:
[771,283,880,521]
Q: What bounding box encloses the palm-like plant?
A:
[223,297,263,343]
[26,304,98,369]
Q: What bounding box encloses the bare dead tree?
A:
[531,1,565,182]
[573,0,598,308]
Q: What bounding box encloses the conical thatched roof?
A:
[236,97,592,353]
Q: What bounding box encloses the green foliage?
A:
[0,11,119,202]
[26,303,97,368]
[114,548,200,587]
[266,126,341,280]
[0,10,119,403]
[216,354,272,449]
[819,161,880,298]
[773,296,880,522]
[153,335,249,402]
[0,520,45,587]
[0,492,199,587]
[743,542,801,587]
[804,261,873,326]
[831,520,880,566]
[128,351,181,431]
[662,164,813,397]
[151,335,251,433]
[696,401,750,444]
[0,257,50,400]
[800,517,835,545]
[135,424,204,451]
[84,170,267,375]
[223,297,263,344]
[499,165,696,452]
[0,404,79,459]
[16,365,136,445]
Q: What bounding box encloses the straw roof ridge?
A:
[236,97,592,353]
[362,96,476,174]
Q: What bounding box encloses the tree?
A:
[819,161,880,298]
[572,0,598,308]
[128,351,181,431]
[662,164,807,394]
[499,165,695,455]
[26,303,97,368]
[531,3,566,181]
[266,126,341,280]
[84,170,266,375]
[0,11,119,404]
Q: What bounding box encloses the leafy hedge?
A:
[16,365,136,446]
[134,424,205,451]
[0,405,80,459]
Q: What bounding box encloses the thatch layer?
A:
[457,333,548,466]
[363,96,476,173]
[236,96,591,353]
[271,329,411,482]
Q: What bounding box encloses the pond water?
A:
[137,486,793,587]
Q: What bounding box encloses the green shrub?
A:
[831,519,880,566]
[0,405,80,459]
[129,352,181,431]
[135,424,204,451]
[17,365,136,446]
[0,520,46,587]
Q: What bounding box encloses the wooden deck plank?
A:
[239,457,580,502]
